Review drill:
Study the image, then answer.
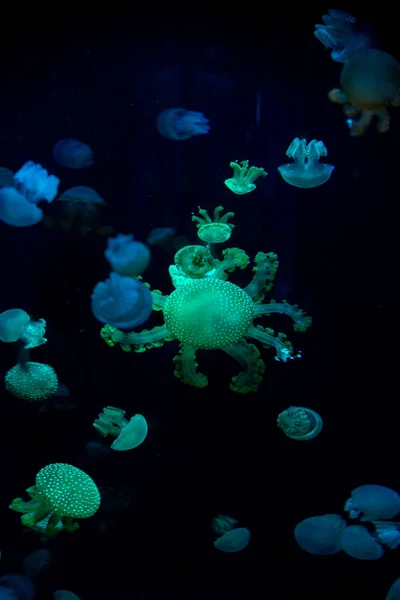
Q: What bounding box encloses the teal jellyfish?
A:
[277,406,322,440]
[294,514,346,555]
[340,525,384,560]
[386,577,400,600]
[105,234,150,277]
[93,406,148,451]
[314,9,371,63]
[345,484,400,521]
[278,138,334,188]
[0,309,47,349]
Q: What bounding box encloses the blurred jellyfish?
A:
[91,272,153,329]
[373,521,400,550]
[22,549,52,579]
[146,227,176,246]
[14,161,59,204]
[93,407,148,451]
[0,188,45,227]
[278,138,334,188]
[105,234,150,277]
[46,186,111,236]
[53,138,94,168]
[277,406,322,440]
[224,160,267,194]
[386,576,400,600]
[85,441,111,459]
[294,514,346,555]
[212,515,239,535]
[157,108,210,140]
[0,575,35,600]
[328,49,400,135]
[340,525,384,560]
[53,591,81,600]
[344,484,400,521]
[0,167,15,188]
[314,10,371,63]
[0,310,47,349]
[213,528,251,553]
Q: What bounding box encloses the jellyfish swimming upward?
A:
[314,9,372,63]
[278,138,334,188]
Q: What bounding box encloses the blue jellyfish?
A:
[345,484,400,521]
[340,525,384,560]
[277,406,322,440]
[157,108,210,140]
[386,576,400,600]
[105,234,150,278]
[212,514,239,535]
[371,520,400,550]
[0,188,43,227]
[294,514,346,555]
[0,575,35,600]
[53,138,94,168]
[14,161,59,204]
[314,9,372,63]
[91,273,153,329]
[146,227,176,246]
[278,138,334,188]
[0,309,47,349]
[213,528,251,552]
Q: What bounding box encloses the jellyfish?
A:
[224,160,267,195]
[146,227,176,246]
[45,186,112,236]
[340,525,384,560]
[91,272,153,329]
[294,514,346,555]
[328,49,400,135]
[93,407,148,451]
[278,138,334,188]
[22,549,52,579]
[0,309,47,349]
[213,528,251,552]
[386,577,400,600]
[344,484,400,521]
[14,161,59,204]
[277,406,322,440]
[314,9,371,63]
[0,187,46,227]
[212,515,239,535]
[0,575,35,600]
[372,521,400,550]
[0,167,16,188]
[105,234,150,277]
[191,206,235,244]
[53,138,94,168]
[156,108,210,140]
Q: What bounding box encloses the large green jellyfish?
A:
[100,207,311,393]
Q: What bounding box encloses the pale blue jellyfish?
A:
[105,234,150,278]
[157,108,210,140]
[294,514,346,555]
[277,406,322,440]
[91,273,152,329]
[14,161,59,204]
[314,9,371,63]
[278,138,334,188]
[213,528,251,552]
[22,549,52,579]
[0,188,43,227]
[345,484,400,521]
[340,524,384,560]
[386,576,400,600]
[53,138,94,168]
[0,309,47,349]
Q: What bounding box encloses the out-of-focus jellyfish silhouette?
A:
[156,108,210,140]
[192,206,235,244]
[224,160,267,195]
[277,406,322,440]
[93,407,148,451]
[372,521,400,550]
[213,527,251,553]
[386,576,400,600]
[85,441,110,459]
[0,309,47,349]
[105,234,150,277]
[278,138,334,188]
[146,227,176,246]
[294,514,346,555]
[44,186,113,236]
[22,549,52,579]
[91,272,153,329]
[0,167,15,188]
[10,463,101,538]
[314,9,371,63]
[340,524,384,559]
[328,49,400,135]
[53,138,94,168]
[53,590,81,600]
[0,575,35,600]
[345,484,400,521]
[212,515,239,535]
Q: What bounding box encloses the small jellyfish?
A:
[0,188,45,227]
[93,407,148,451]
[294,514,346,555]
[157,108,210,140]
[105,234,150,277]
[0,167,16,188]
[314,10,371,63]
[278,138,334,188]
[53,138,94,168]
[0,310,47,349]
[344,484,400,521]
[277,406,322,440]
[212,514,239,535]
[91,272,153,329]
[213,527,251,553]
[340,525,384,560]
[191,206,235,244]
[49,186,109,236]
[22,549,52,579]
[14,161,59,204]
[224,160,267,195]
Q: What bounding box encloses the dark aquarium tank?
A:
[0,6,399,600]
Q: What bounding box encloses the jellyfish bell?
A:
[345,484,400,521]
[277,406,322,440]
[278,138,334,188]
[340,525,384,560]
[294,514,346,555]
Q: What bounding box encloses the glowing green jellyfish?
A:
[278,138,334,188]
[277,406,323,440]
[224,160,267,195]
[100,208,311,393]
[191,205,235,243]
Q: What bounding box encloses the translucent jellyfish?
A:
[5,362,58,401]
[344,484,400,521]
[294,514,346,555]
[277,406,322,440]
[53,138,94,168]
[46,185,112,236]
[314,9,371,63]
[54,590,81,600]
[340,525,384,559]
[0,309,47,349]
[22,549,52,579]
[156,108,210,140]
[0,187,45,227]
[278,138,334,188]
[91,273,153,329]
[213,527,251,552]
[9,463,101,537]
[146,227,176,246]
[224,160,267,195]
[0,575,35,600]
[212,514,239,535]
[14,161,59,204]
[93,406,148,451]
[105,234,150,277]
[386,577,400,600]
[0,167,16,188]
[192,206,235,244]
[373,521,400,550]
[329,49,400,135]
